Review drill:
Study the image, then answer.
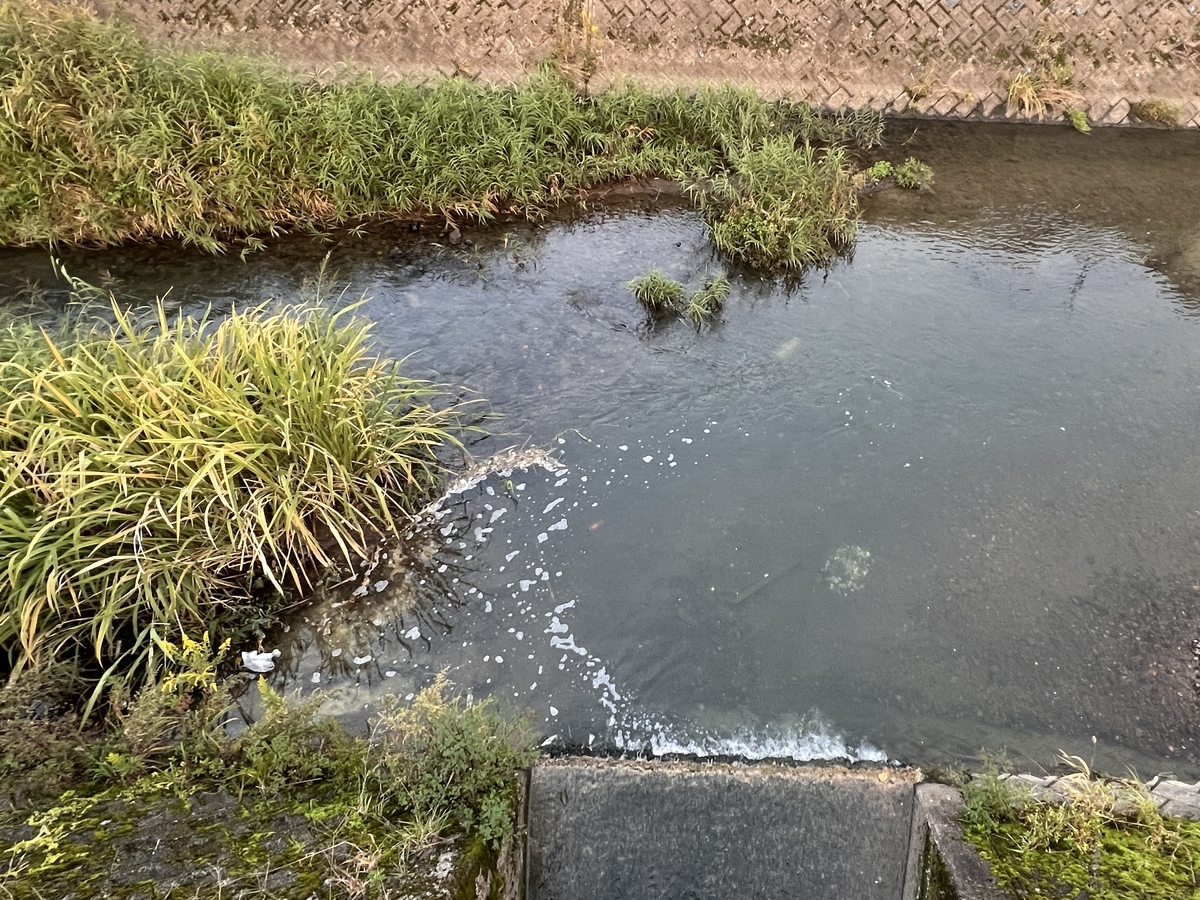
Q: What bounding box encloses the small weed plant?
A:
[1130,98,1181,128]
[962,751,1200,899]
[1063,107,1091,133]
[369,673,536,850]
[856,158,934,191]
[893,158,934,190]
[0,298,467,709]
[1004,29,1083,121]
[904,70,937,108]
[862,161,895,183]
[0,0,918,271]
[229,679,360,799]
[0,666,95,807]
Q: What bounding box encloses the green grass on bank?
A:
[0,298,467,708]
[961,756,1200,899]
[0,0,912,269]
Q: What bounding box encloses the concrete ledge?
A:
[904,784,1008,900]
[526,759,920,900]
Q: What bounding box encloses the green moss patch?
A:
[961,759,1200,899]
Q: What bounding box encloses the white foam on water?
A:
[613,716,888,764]
[550,633,588,655]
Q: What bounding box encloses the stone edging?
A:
[998,772,1200,821]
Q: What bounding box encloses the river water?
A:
[4,122,1199,777]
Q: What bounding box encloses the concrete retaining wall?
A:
[94,0,1200,126]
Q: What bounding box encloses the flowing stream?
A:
[5,122,1200,777]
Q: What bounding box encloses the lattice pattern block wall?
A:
[94,0,1200,126]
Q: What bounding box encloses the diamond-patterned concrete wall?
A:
[93,0,1200,126]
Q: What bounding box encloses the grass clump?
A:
[629,270,685,316]
[1004,30,1081,121]
[692,139,858,270]
[961,752,1200,899]
[684,274,730,327]
[1063,107,1091,133]
[1006,70,1081,119]
[0,298,467,708]
[630,270,729,328]
[1,0,885,271]
[1130,98,1181,128]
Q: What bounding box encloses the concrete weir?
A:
[525,759,932,900]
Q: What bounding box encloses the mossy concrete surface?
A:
[0,788,475,899]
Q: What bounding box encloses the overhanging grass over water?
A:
[0,299,467,705]
[0,0,891,268]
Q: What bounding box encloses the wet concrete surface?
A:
[526,759,919,900]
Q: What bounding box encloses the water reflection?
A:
[871,120,1200,307]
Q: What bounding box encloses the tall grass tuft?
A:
[629,269,728,328]
[0,0,903,270]
[684,274,729,327]
[692,140,858,270]
[629,270,686,316]
[0,301,466,706]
